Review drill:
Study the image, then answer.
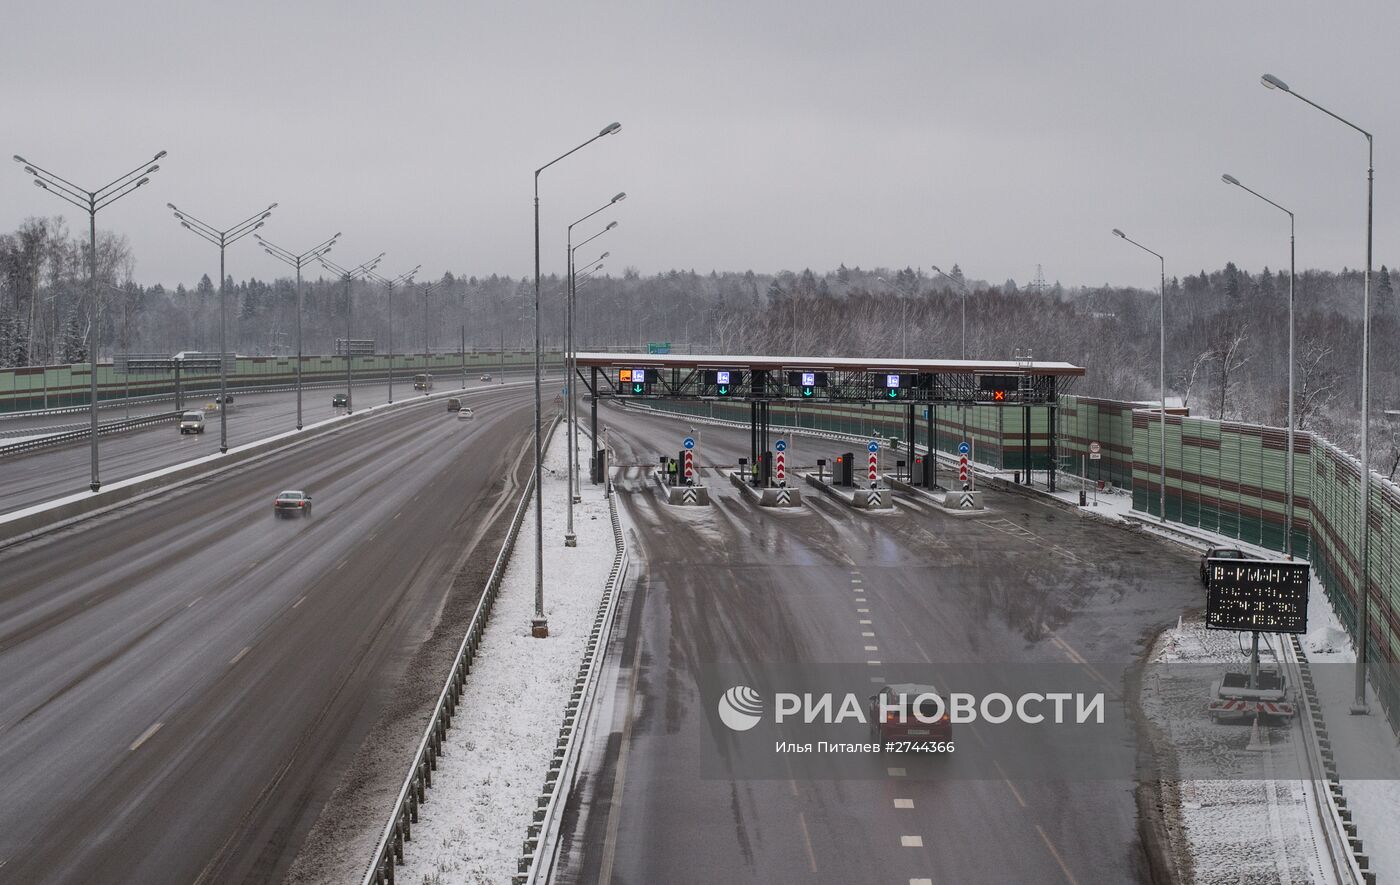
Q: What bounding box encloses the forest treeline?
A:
[2,214,1395,465]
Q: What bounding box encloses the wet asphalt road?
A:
[555,400,1203,885]
[0,382,536,885]
[0,372,527,516]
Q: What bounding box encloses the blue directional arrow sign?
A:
[774,439,787,452]
[958,441,970,455]
[683,437,695,449]
[867,441,879,453]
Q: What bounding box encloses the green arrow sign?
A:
[632,383,644,394]
[802,386,814,397]
[887,388,898,399]
[718,385,729,395]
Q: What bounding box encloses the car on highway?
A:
[333,392,349,408]
[868,682,952,751]
[456,406,475,420]
[179,411,206,434]
[414,372,433,391]
[447,397,462,411]
[479,373,492,382]
[1200,545,1252,586]
[273,490,312,518]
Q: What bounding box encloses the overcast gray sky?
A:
[3,1,1397,292]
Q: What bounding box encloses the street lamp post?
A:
[566,196,625,532]
[317,253,385,414]
[532,122,622,638]
[168,201,278,453]
[929,265,969,360]
[1111,229,1167,525]
[1262,72,1376,714]
[14,150,165,492]
[257,231,341,429]
[364,266,421,403]
[1221,173,1296,558]
[419,280,441,392]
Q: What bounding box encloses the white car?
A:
[457,406,475,420]
[179,411,206,434]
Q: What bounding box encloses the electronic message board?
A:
[1204,559,1310,634]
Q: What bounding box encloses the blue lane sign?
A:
[867,441,880,453]
[775,439,787,452]
[683,437,695,449]
[958,441,970,455]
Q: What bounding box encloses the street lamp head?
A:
[33,180,48,190]
[1112,228,1126,238]
[612,191,626,203]
[929,264,942,274]
[268,202,279,210]
[166,202,177,211]
[135,177,150,187]
[145,164,159,174]
[606,220,618,230]
[13,155,27,164]
[1221,173,1241,186]
[600,122,622,136]
[599,251,610,260]
[181,221,192,230]
[155,150,168,160]
[1261,73,1290,92]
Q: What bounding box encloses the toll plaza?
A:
[575,352,1085,506]
[654,434,710,505]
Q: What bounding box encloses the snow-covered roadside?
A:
[1143,617,1329,883]
[394,428,617,885]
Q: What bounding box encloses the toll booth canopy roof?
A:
[575,352,1085,377]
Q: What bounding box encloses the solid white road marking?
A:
[293,595,307,608]
[130,722,162,752]
[901,835,923,848]
[865,645,878,651]
[894,798,914,809]
[186,597,202,608]
[887,767,906,777]
[229,646,250,665]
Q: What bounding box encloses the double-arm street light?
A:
[532,121,623,637]
[317,253,385,414]
[1221,173,1297,558]
[168,200,278,453]
[364,265,420,403]
[420,280,440,361]
[1262,72,1376,715]
[257,231,341,429]
[14,149,165,492]
[1111,229,1167,525]
[929,265,969,360]
[568,204,623,522]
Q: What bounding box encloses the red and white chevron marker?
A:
[958,454,969,483]
[775,451,786,484]
[868,452,878,482]
[683,449,695,480]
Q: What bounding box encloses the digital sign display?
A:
[886,374,901,389]
[619,369,632,382]
[716,370,731,385]
[1205,559,1310,634]
[801,372,816,387]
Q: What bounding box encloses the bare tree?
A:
[1295,338,1338,431]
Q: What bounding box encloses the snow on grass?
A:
[394,426,618,885]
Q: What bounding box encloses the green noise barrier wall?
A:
[0,352,557,413]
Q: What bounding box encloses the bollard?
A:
[1079,490,1087,506]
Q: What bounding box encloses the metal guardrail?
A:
[0,410,182,457]
[360,414,560,885]
[515,469,629,884]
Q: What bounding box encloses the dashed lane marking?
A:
[187,597,202,608]
[293,595,307,609]
[129,722,162,752]
[865,645,878,651]
[336,560,347,570]
[894,798,914,809]
[887,767,906,777]
[866,661,881,666]
[861,631,875,637]
[858,619,872,624]
[901,835,924,847]
[797,812,819,873]
[1035,825,1080,885]
[229,646,250,665]
[857,607,870,613]
[992,759,1028,808]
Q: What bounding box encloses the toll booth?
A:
[836,452,854,487]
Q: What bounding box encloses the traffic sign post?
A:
[775,450,786,486]
[683,449,695,483]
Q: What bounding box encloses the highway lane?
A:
[0,373,523,516]
[0,381,537,884]
[555,401,1200,884]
